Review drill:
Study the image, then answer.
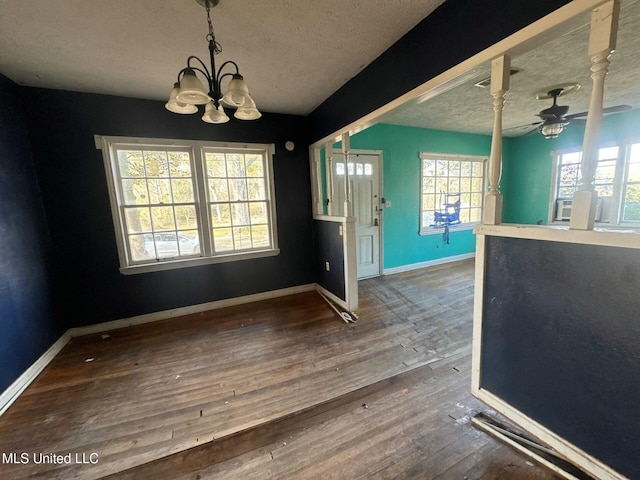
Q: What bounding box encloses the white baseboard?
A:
[475,388,629,480]
[315,284,347,310]
[0,332,72,416]
[383,252,475,275]
[69,283,316,337]
[0,283,316,416]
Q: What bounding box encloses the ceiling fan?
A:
[507,86,631,139]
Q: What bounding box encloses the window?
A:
[419,153,487,235]
[552,143,640,225]
[98,136,278,274]
[623,144,640,222]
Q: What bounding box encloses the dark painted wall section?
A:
[309,0,572,141]
[480,236,640,479]
[0,76,60,392]
[22,88,314,327]
[313,220,345,300]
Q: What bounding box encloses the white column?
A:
[343,217,358,311]
[309,148,323,216]
[342,133,353,217]
[483,55,510,225]
[325,142,335,216]
[570,0,620,230]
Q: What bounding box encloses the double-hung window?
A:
[419,153,487,235]
[551,143,640,225]
[98,136,278,273]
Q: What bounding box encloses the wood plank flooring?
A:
[0,259,562,479]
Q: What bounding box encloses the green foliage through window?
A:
[102,138,277,270]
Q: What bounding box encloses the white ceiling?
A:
[2,0,638,135]
[0,0,445,116]
[382,0,640,136]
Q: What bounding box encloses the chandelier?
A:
[165,0,261,124]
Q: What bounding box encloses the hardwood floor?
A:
[0,259,562,479]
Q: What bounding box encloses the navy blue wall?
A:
[0,0,575,395]
[0,76,60,392]
[22,88,315,327]
[309,0,571,141]
[481,236,640,479]
[314,220,345,300]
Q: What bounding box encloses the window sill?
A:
[419,223,478,236]
[119,248,280,275]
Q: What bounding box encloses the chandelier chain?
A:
[205,3,222,55]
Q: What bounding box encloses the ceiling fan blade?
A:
[524,126,541,137]
[503,121,541,137]
[566,104,632,120]
[603,104,632,115]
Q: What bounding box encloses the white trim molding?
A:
[475,389,629,480]
[383,252,475,276]
[96,135,279,274]
[69,284,316,337]
[0,332,72,416]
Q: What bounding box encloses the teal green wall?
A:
[347,123,492,270]
[319,110,640,269]
[502,109,640,224]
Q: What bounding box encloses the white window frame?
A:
[96,135,279,274]
[419,152,487,236]
[549,142,640,227]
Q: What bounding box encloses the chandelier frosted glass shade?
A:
[165,83,199,114]
[234,95,261,120]
[202,102,230,123]
[221,75,250,107]
[176,69,212,105]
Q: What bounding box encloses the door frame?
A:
[324,148,384,279]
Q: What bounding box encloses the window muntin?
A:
[419,153,486,234]
[622,143,640,222]
[334,161,374,177]
[552,143,640,225]
[101,137,278,273]
[115,146,201,264]
[556,147,620,199]
[204,149,273,253]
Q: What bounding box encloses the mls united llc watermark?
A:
[2,452,99,465]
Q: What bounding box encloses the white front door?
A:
[331,152,381,279]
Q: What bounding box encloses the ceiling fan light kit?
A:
[165,0,261,124]
[506,82,631,140]
[535,85,577,139]
[539,121,567,139]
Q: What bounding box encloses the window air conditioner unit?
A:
[555,198,603,222]
[555,199,573,221]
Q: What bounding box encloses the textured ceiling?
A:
[0,0,445,115]
[381,0,640,136]
[2,0,637,133]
